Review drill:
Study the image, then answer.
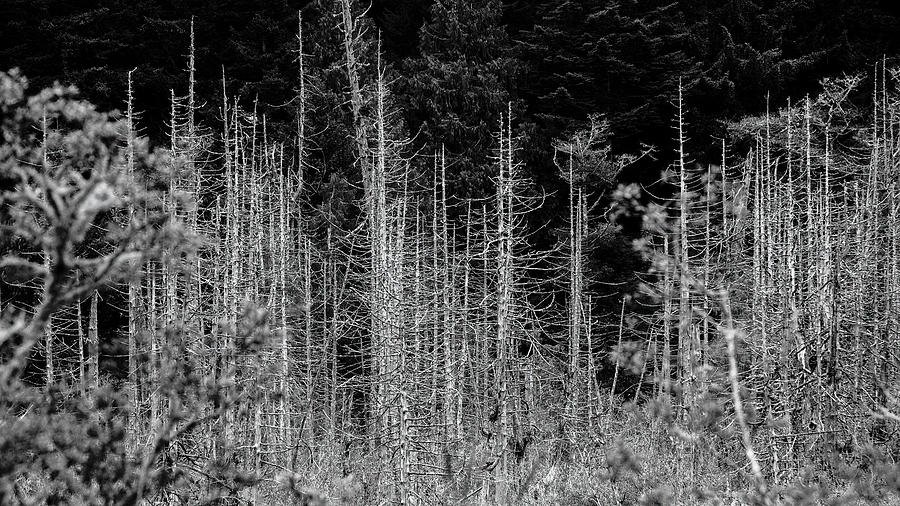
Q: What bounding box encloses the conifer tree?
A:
[400,0,518,197]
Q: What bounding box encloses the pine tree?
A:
[400,0,518,198]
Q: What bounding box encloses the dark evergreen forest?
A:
[5,0,899,307]
[6,0,900,172]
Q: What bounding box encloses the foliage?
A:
[398,0,521,198]
[0,70,269,505]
